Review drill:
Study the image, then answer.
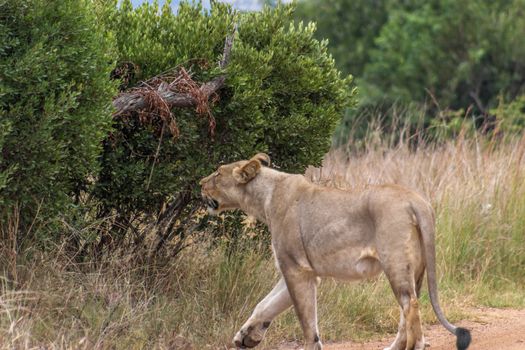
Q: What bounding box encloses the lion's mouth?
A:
[203,196,219,210]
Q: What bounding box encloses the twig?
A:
[469,91,487,115]
[145,122,165,191]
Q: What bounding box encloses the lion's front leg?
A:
[233,277,292,348]
[282,269,322,350]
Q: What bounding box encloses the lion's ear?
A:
[233,160,261,184]
[251,153,270,167]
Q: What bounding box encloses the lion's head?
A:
[199,153,271,214]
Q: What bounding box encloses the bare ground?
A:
[279,307,525,350]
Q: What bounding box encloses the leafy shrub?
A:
[0,0,117,244]
[492,95,525,134]
[91,1,353,253]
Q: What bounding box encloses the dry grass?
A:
[2,132,525,349]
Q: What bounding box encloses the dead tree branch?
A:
[112,25,237,118]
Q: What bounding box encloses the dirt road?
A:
[281,307,525,350]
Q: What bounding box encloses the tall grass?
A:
[2,130,525,349]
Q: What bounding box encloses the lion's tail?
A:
[411,202,472,350]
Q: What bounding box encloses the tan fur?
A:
[200,153,463,350]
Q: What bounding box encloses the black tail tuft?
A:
[456,327,471,350]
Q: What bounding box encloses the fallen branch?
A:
[112,25,237,128]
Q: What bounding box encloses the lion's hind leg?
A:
[383,269,425,350]
[376,218,426,350]
[379,239,425,350]
[384,306,407,350]
[404,294,424,350]
[382,278,425,350]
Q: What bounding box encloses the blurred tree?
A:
[295,0,390,78]
[296,0,525,143]
[261,0,278,8]
[363,0,525,113]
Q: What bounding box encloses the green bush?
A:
[0,0,117,243]
[91,1,353,251]
[492,95,525,134]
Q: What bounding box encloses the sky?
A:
[130,0,273,11]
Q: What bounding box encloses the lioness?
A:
[200,153,471,350]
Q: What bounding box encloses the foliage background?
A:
[0,0,117,245]
[295,0,525,143]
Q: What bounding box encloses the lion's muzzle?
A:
[202,195,219,210]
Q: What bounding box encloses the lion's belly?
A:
[308,246,383,280]
[301,218,383,280]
